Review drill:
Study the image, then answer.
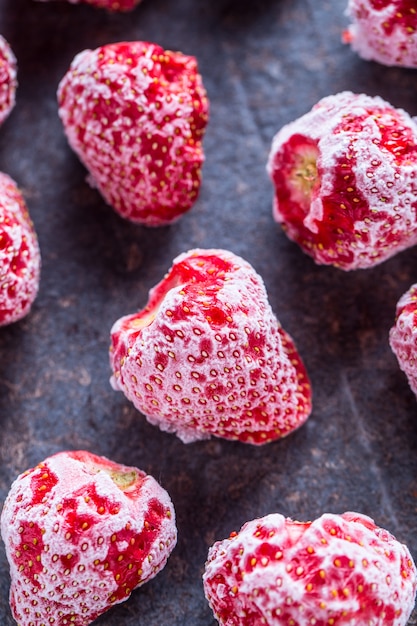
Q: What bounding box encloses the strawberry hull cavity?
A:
[203,512,417,626]
[109,248,312,445]
[0,172,41,326]
[266,91,417,270]
[0,35,17,125]
[389,283,417,396]
[57,41,209,226]
[0,450,177,626]
[344,0,417,68]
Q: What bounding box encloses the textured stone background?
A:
[0,0,417,624]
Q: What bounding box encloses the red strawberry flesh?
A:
[0,172,41,326]
[389,283,417,396]
[267,91,417,270]
[57,41,209,226]
[0,450,177,626]
[345,0,417,67]
[203,512,417,625]
[110,248,312,445]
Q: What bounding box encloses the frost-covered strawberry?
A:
[0,450,177,626]
[57,41,209,226]
[38,0,142,11]
[266,91,417,270]
[0,172,41,326]
[344,0,417,68]
[0,35,17,125]
[110,248,312,445]
[203,512,417,626]
[389,282,417,396]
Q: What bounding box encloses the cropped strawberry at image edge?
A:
[344,0,417,68]
[203,511,417,626]
[267,90,417,271]
[0,34,17,126]
[36,0,143,11]
[0,450,177,626]
[0,172,41,327]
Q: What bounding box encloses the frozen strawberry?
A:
[389,282,417,396]
[57,41,209,226]
[0,450,177,626]
[203,511,417,626]
[109,248,312,445]
[38,0,142,11]
[0,35,17,125]
[266,91,417,271]
[344,0,417,68]
[0,172,41,326]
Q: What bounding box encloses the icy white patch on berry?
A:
[0,172,41,326]
[110,248,312,445]
[203,512,417,625]
[0,450,177,626]
[389,283,417,396]
[345,0,417,68]
[267,91,417,270]
[0,35,16,125]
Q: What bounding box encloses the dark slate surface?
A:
[1,0,417,624]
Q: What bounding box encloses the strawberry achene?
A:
[110,248,312,445]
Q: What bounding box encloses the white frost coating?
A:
[267,91,417,270]
[110,248,311,445]
[0,35,17,125]
[0,172,41,326]
[345,0,417,68]
[57,41,208,226]
[0,451,177,626]
[389,283,417,396]
[203,512,417,626]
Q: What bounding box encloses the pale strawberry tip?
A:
[203,512,417,626]
[287,139,320,205]
[109,248,312,445]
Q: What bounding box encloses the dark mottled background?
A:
[0,0,417,624]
